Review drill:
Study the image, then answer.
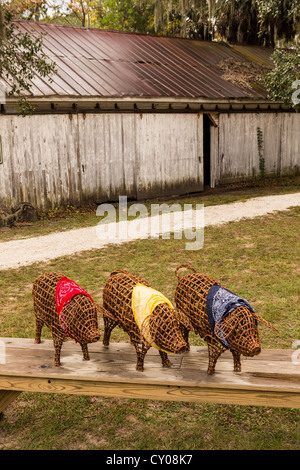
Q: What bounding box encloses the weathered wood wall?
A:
[0,113,203,210]
[216,113,300,184]
[0,111,299,211]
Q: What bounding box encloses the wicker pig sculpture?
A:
[174,265,278,375]
[100,270,193,371]
[32,272,100,366]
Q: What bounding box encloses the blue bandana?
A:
[206,283,255,349]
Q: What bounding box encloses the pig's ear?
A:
[176,309,194,332]
[252,312,279,332]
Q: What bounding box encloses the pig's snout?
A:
[159,337,188,355]
[243,339,261,357]
[172,338,189,354]
[178,341,189,353]
[89,330,101,343]
[247,343,261,356]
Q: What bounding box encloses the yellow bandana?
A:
[132,283,174,353]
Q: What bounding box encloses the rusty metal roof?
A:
[7,21,274,100]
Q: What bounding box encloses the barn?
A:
[0,20,299,210]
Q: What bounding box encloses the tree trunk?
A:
[270,22,275,48]
[80,0,86,27]
[0,2,6,45]
[34,4,40,22]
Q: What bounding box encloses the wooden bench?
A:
[0,337,299,415]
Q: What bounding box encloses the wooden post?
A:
[0,390,21,418]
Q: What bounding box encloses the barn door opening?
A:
[203,114,211,187]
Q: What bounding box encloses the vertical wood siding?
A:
[136,113,203,199]
[0,113,204,209]
[1,111,298,210]
[217,113,300,184]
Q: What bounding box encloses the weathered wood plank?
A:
[0,374,298,409]
[0,338,299,410]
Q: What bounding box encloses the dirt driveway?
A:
[0,192,299,270]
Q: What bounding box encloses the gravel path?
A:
[0,192,299,271]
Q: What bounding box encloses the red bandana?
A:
[55,277,94,339]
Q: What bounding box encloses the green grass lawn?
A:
[0,195,299,450]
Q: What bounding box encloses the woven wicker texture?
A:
[32,272,100,366]
[101,270,190,371]
[174,264,277,375]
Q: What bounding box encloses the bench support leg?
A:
[0,390,22,418]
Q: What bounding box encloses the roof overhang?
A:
[2,95,292,115]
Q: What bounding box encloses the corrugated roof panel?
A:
[9,21,273,100]
[48,56,95,95]
[74,29,120,61]
[232,45,274,67]
[100,60,161,96]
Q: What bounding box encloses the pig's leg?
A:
[207,341,224,375]
[103,315,118,347]
[159,350,171,368]
[180,326,190,351]
[134,341,149,372]
[34,316,44,344]
[231,349,241,372]
[53,336,64,367]
[80,343,90,361]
